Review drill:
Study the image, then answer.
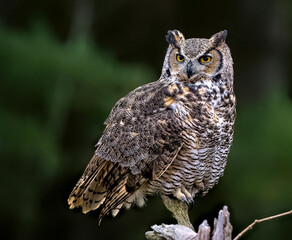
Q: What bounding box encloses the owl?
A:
[68,30,236,225]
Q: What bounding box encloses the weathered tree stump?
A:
[145,196,232,240]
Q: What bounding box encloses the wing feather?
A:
[68,81,185,223]
[95,81,184,177]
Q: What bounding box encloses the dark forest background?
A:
[0,0,292,239]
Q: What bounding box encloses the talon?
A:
[180,186,194,209]
[172,187,195,209]
[181,195,189,207]
[188,197,194,210]
[182,196,194,210]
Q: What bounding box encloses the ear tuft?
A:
[165,30,185,49]
[210,30,228,47]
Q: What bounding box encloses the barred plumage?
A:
[68,30,236,224]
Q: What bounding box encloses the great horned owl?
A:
[68,30,236,224]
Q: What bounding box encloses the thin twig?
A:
[234,209,292,240]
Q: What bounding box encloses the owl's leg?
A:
[173,187,193,209]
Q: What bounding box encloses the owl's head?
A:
[161,30,232,83]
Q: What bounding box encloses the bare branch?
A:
[145,205,233,240]
[160,195,194,230]
[234,209,292,240]
[146,204,292,240]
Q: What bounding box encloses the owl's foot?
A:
[181,185,194,210]
[186,197,194,210]
[173,187,194,209]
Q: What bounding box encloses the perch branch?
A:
[234,209,292,240]
[161,194,194,229]
[145,204,232,240]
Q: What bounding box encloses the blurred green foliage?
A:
[0,22,291,240]
[226,91,292,239]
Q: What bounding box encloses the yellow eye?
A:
[199,55,212,64]
[176,54,185,62]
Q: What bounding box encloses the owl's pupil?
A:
[203,57,209,61]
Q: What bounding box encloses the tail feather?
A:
[80,161,117,213]
[68,155,113,210]
[98,175,132,225]
[81,185,107,213]
[68,154,147,224]
[97,168,147,224]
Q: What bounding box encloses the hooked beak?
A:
[186,61,195,79]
